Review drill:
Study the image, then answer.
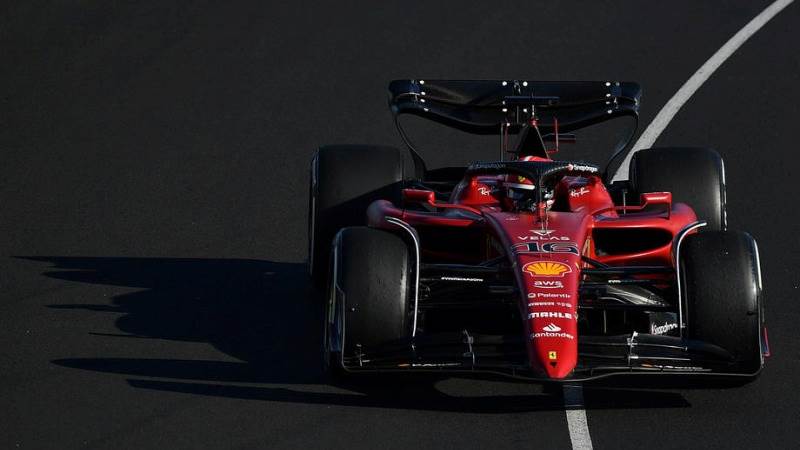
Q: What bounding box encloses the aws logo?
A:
[533,280,564,289]
[523,261,572,277]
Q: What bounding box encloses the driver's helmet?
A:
[503,156,550,207]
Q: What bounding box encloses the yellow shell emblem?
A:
[523,261,572,277]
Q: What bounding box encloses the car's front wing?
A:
[336,331,762,382]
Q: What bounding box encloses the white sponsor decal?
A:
[517,234,570,241]
[478,186,491,196]
[650,322,679,335]
[410,362,461,367]
[543,323,561,332]
[530,331,575,340]
[528,292,572,299]
[532,280,565,289]
[569,187,590,198]
[640,363,706,371]
[567,163,598,173]
[440,276,483,282]
[528,301,573,308]
[528,311,573,320]
[471,162,505,170]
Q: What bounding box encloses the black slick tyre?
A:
[308,145,406,287]
[680,230,763,376]
[324,226,411,374]
[630,147,726,230]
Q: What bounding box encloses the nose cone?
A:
[541,347,576,379]
[526,328,578,379]
[482,208,589,381]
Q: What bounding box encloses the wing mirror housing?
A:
[402,188,435,205]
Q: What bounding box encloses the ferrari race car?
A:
[309,79,768,382]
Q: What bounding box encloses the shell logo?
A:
[523,261,572,277]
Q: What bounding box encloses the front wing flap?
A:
[338,331,760,381]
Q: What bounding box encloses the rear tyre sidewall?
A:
[631,147,726,230]
[308,145,406,288]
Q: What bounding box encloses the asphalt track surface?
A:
[2,2,799,449]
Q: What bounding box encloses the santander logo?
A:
[543,323,561,332]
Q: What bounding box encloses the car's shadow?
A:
[23,256,692,412]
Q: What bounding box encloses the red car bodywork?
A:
[367,164,696,379]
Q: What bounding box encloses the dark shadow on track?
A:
[25,256,321,383]
[24,256,691,412]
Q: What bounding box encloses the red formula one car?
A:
[309,79,768,382]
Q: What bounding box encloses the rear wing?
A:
[388,80,641,178]
[388,79,641,134]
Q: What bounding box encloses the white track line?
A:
[568,1,795,448]
[563,385,592,450]
[612,0,795,181]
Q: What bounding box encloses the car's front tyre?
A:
[680,230,764,377]
[324,226,412,375]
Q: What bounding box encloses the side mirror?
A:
[402,188,435,205]
[639,192,672,219]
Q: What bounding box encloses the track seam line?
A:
[612,0,796,181]
[568,1,796,448]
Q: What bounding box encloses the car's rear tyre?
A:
[324,227,411,374]
[630,147,726,230]
[680,230,763,376]
[309,145,407,287]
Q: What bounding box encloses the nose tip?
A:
[528,346,574,379]
[543,358,571,379]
